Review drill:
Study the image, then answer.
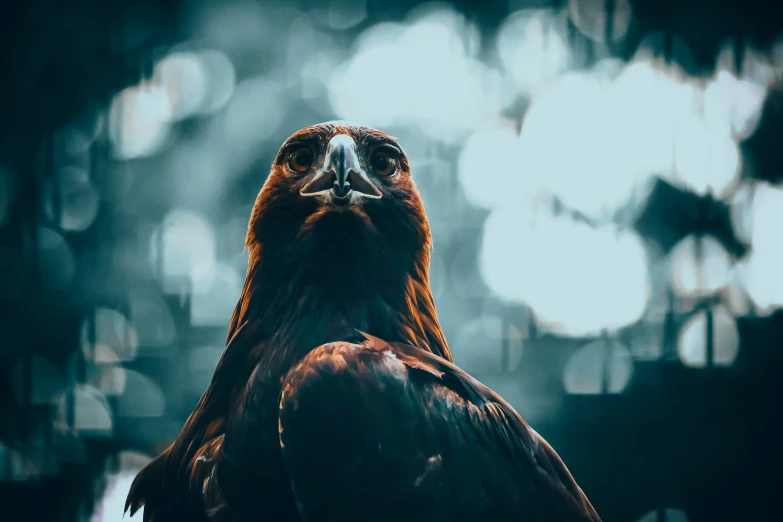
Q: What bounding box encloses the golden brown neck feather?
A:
[159,233,450,489]
[227,240,450,361]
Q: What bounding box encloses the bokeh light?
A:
[299,47,348,108]
[128,295,177,349]
[220,75,288,155]
[715,40,777,88]
[448,237,491,300]
[457,121,533,210]
[109,47,236,162]
[116,370,165,418]
[118,450,153,471]
[730,181,756,245]
[736,183,783,312]
[671,235,732,298]
[670,109,740,197]
[192,261,243,326]
[150,209,217,287]
[58,109,104,156]
[677,305,740,367]
[517,59,673,218]
[195,49,237,114]
[36,227,76,291]
[91,471,141,521]
[722,276,753,317]
[55,385,113,437]
[0,443,38,482]
[91,451,152,522]
[481,204,649,336]
[43,166,101,232]
[568,0,633,43]
[109,83,172,160]
[154,52,211,121]
[497,9,570,96]
[450,315,524,376]
[311,0,367,31]
[80,308,139,363]
[93,365,127,397]
[564,339,634,394]
[285,13,343,88]
[703,70,768,140]
[610,58,693,178]
[329,7,506,142]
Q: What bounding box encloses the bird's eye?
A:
[370,150,397,177]
[288,148,314,173]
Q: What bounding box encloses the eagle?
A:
[125,122,601,522]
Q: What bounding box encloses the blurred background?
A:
[1,0,782,520]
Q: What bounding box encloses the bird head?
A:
[245,122,432,296]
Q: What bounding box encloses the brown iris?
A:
[288,147,314,173]
[370,150,397,177]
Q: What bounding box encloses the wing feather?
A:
[125,320,258,521]
[278,332,601,521]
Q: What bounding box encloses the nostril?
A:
[330,169,352,197]
[332,179,351,197]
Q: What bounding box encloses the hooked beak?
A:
[300,134,382,205]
